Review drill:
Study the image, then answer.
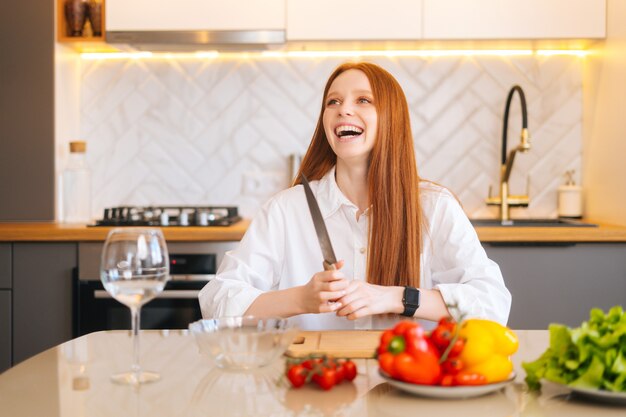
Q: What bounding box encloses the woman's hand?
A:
[335,281,404,320]
[299,260,350,314]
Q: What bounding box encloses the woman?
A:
[199,62,511,329]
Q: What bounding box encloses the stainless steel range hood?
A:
[105,30,286,52]
[105,0,286,52]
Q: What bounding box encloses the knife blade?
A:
[301,175,338,271]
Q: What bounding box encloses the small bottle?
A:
[558,170,583,219]
[62,141,91,223]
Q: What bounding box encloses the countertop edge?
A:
[1,219,626,243]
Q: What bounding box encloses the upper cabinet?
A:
[106,0,285,31]
[286,0,423,41]
[423,0,606,40]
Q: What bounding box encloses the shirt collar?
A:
[316,166,360,219]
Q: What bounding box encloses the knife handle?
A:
[323,261,337,271]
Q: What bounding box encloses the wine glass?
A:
[100,228,170,385]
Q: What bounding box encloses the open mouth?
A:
[334,125,364,139]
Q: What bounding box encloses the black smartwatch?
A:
[401,286,421,317]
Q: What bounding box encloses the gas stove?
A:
[91,206,241,227]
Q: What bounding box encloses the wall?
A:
[68,54,583,219]
[583,0,626,226]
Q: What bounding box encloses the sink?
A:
[470,218,598,228]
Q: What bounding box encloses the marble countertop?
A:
[0,330,624,416]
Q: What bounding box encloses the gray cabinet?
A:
[484,243,626,330]
[13,243,76,364]
[0,244,12,372]
[0,244,10,289]
[0,291,10,373]
[0,0,55,220]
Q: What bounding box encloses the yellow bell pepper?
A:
[459,319,519,383]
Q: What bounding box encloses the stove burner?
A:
[92,206,241,227]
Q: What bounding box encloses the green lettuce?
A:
[523,305,626,392]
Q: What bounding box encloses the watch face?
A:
[404,287,420,307]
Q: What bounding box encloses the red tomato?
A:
[430,318,456,351]
[440,374,455,386]
[334,363,345,384]
[454,371,488,386]
[343,360,357,381]
[441,357,464,375]
[302,358,322,370]
[447,338,465,358]
[312,367,336,390]
[286,364,307,388]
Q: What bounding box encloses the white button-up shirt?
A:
[199,167,511,330]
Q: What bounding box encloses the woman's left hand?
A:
[335,281,404,320]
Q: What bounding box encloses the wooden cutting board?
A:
[286,330,382,358]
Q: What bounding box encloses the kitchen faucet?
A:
[486,85,531,223]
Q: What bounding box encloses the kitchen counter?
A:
[0,220,251,242]
[1,219,626,242]
[0,330,624,416]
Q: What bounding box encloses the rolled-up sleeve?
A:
[429,192,512,325]
[198,198,286,318]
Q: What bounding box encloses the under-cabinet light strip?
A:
[80,50,589,60]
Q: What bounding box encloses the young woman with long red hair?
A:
[199,62,511,329]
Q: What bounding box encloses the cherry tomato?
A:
[440,374,455,386]
[286,364,307,388]
[441,357,464,375]
[302,358,322,370]
[430,318,456,351]
[343,360,357,381]
[312,367,336,390]
[454,371,488,386]
[333,363,345,384]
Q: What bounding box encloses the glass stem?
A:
[131,306,141,375]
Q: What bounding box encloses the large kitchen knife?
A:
[301,175,338,271]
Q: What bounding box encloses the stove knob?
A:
[179,212,189,226]
[198,212,209,226]
[160,212,170,226]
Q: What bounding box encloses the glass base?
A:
[110,370,160,385]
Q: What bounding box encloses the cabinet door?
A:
[106,0,285,31]
[13,243,76,364]
[0,291,10,372]
[0,244,10,289]
[423,0,606,39]
[485,243,626,329]
[287,0,423,41]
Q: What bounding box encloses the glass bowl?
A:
[189,316,298,370]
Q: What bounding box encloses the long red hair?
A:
[294,62,423,288]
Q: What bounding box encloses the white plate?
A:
[544,380,626,405]
[379,370,515,399]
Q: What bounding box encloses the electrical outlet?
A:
[242,172,286,197]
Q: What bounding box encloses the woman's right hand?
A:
[299,260,349,314]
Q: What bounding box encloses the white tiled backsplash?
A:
[77,55,581,219]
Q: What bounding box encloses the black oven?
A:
[74,241,236,337]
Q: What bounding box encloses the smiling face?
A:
[323,69,378,167]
